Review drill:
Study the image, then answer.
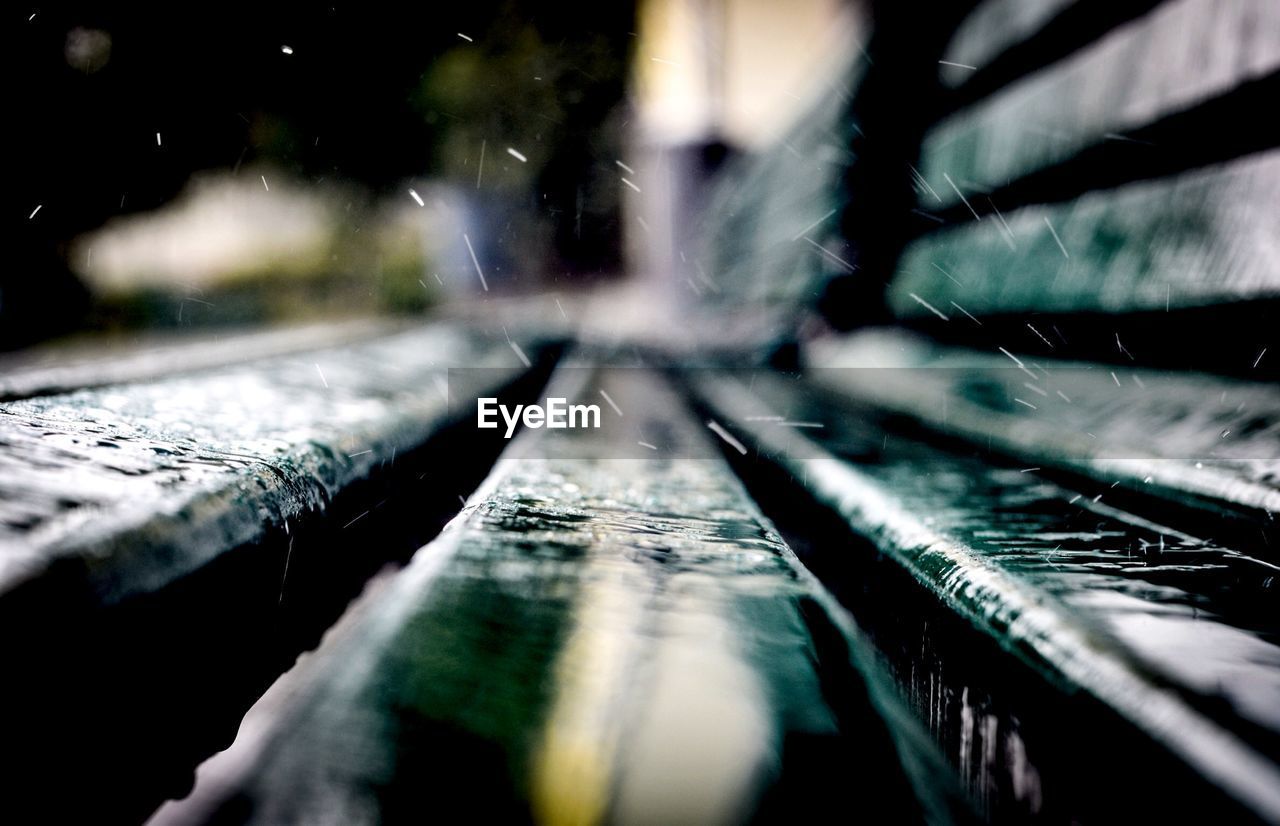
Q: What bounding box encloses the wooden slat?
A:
[807,329,1280,531]
[922,0,1280,208]
[690,369,1280,823]
[0,318,398,402]
[152,366,968,825]
[939,0,1076,86]
[2,323,544,822]
[938,0,1171,113]
[0,323,531,604]
[892,150,1280,317]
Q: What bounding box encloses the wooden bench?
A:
[3,2,1278,824]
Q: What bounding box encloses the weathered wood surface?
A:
[0,323,531,604]
[922,0,1280,208]
[690,370,1280,823]
[1,321,550,823]
[0,320,545,822]
[892,150,1280,317]
[807,329,1280,525]
[153,365,968,825]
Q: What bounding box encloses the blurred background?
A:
[10,0,862,350]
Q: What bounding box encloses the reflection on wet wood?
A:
[0,324,528,602]
[0,323,539,821]
[808,329,1280,529]
[159,366,968,825]
[690,370,1280,823]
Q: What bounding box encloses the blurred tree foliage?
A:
[420,7,634,279]
[10,1,634,346]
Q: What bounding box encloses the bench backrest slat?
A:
[923,0,1280,212]
[893,150,1280,318]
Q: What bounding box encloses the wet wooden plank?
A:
[938,0,1076,87]
[922,0,1280,208]
[690,369,1280,823]
[937,0,1175,115]
[154,366,969,825]
[0,323,531,605]
[0,318,400,401]
[892,150,1280,317]
[1,322,546,822]
[807,329,1280,530]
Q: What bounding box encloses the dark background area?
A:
[10,1,635,348]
